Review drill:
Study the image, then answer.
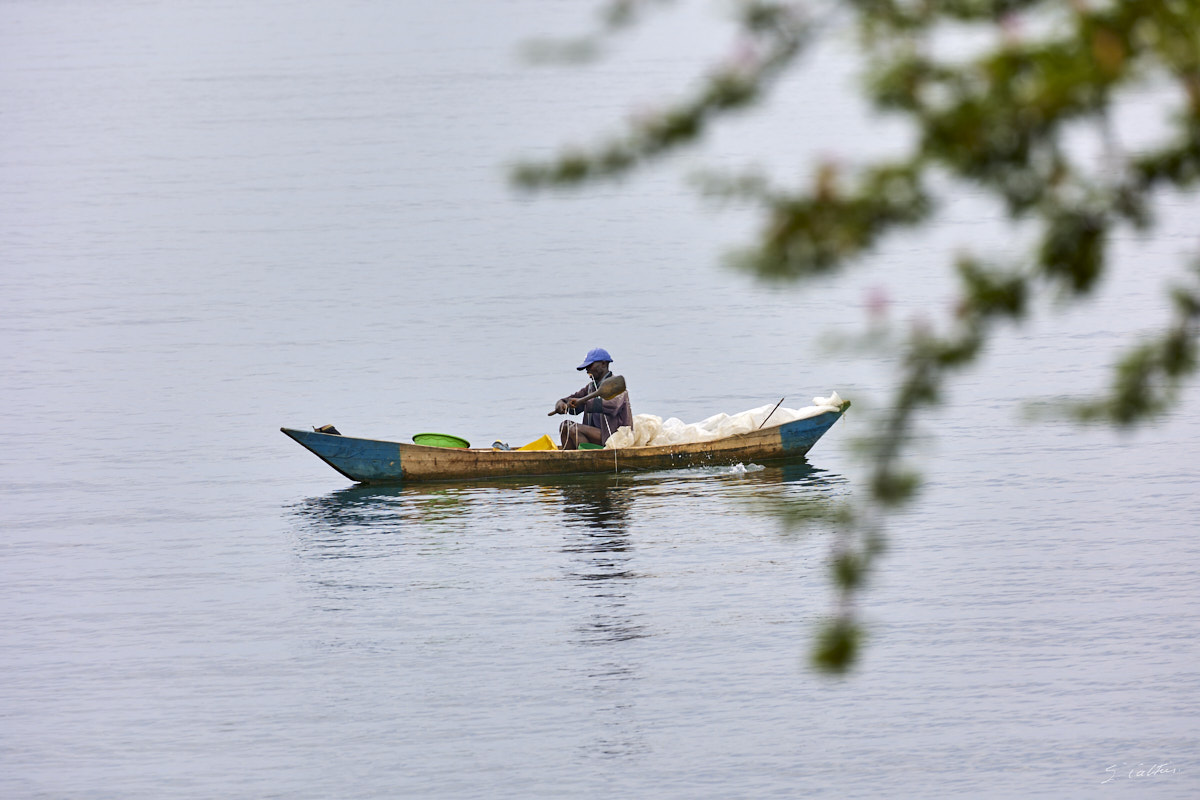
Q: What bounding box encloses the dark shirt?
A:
[563,372,632,444]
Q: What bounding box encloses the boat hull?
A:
[281,407,845,484]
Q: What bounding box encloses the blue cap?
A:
[576,347,613,370]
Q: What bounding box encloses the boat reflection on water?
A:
[292,484,406,531]
[557,478,644,642]
[777,460,835,486]
[289,483,479,561]
[287,458,847,559]
[554,477,648,759]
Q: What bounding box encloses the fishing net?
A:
[605,392,845,449]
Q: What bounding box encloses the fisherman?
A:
[551,347,632,450]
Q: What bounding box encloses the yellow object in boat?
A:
[517,434,557,451]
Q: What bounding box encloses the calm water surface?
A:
[2,2,1198,798]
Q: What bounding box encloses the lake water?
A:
[3,2,1198,798]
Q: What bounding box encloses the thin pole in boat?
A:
[757,397,786,430]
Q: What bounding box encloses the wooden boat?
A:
[281,403,847,484]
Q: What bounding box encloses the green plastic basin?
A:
[413,433,470,448]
